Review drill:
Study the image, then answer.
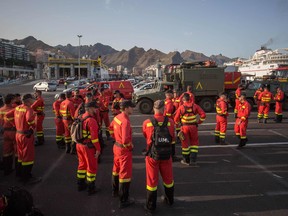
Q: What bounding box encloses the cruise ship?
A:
[225,47,288,80]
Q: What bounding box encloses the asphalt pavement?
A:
[0,82,288,216]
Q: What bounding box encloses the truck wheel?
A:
[139,99,153,114]
[199,98,214,112]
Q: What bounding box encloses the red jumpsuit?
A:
[76,112,101,190]
[142,113,175,210]
[174,102,206,163]
[164,98,175,119]
[172,97,181,133]
[215,98,228,142]
[109,112,133,202]
[72,96,84,110]
[6,105,36,167]
[0,105,16,174]
[111,98,123,116]
[97,95,111,137]
[59,98,75,149]
[31,96,45,143]
[234,100,251,140]
[53,99,65,148]
[274,90,284,122]
[258,90,273,120]
[234,87,241,114]
[254,89,262,110]
[0,105,16,157]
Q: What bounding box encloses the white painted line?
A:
[269,129,288,140]
[31,152,66,192]
[232,148,288,188]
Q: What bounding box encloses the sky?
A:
[1,0,288,59]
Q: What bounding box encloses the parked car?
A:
[49,80,59,86]
[58,78,65,84]
[33,82,57,92]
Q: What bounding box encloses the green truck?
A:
[235,78,288,109]
[133,63,225,114]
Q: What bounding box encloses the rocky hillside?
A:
[11,36,232,70]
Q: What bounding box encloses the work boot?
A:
[119,182,134,208]
[220,138,228,145]
[146,190,157,212]
[112,175,119,197]
[87,182,99,195]
[258,118,262,123]
[164,185,174,206]
[21,165,42,185]
[15,157,22,179]
[215,136,220,144]
[238,138,248,148]
[66,142,71,154]
[190,152,199,167]
[180,154,190,166]
[3,155,14,176]
[77,178,87,191]
[279,115,283,123]
[35,136,44,146]
[264,118,267,124]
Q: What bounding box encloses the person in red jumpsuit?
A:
[6,94,41,184]
[174,93,206,166]
[59,91,75,153]
[0,94,16,175]
[253,85,263,110]
[53,93,66,149]
[179,85,195,104]
[142,100,175,213]
[97,88,111,140]
[234,84,243,118]
[274,86,285,123]
[72,89,84,110]
[234,93,251,148]
[31,90,45,146]
[76,101,101,195]
[111,90,124,116]
[164,90,175,119]
[257,85,273,123]
[215,93,229,145]
[109,100,135,208]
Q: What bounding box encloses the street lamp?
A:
[77,35,82,80]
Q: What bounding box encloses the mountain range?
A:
[12,36,233,70]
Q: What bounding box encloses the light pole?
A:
[77,35,82,80]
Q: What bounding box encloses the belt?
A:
[114,142,131,148]
[56,116,63,119]
[3,127,16,131]
[36,112,44,116]
[217,114,227,117]
[16,130,31,135]
[182,123,197,126]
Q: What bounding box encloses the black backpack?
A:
[147,116,172,160]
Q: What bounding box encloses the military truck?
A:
[235,77,288,109]
[133,62,225,114]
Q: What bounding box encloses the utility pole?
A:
[77,35,82,80]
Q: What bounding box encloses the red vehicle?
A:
[79,80,134,101]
